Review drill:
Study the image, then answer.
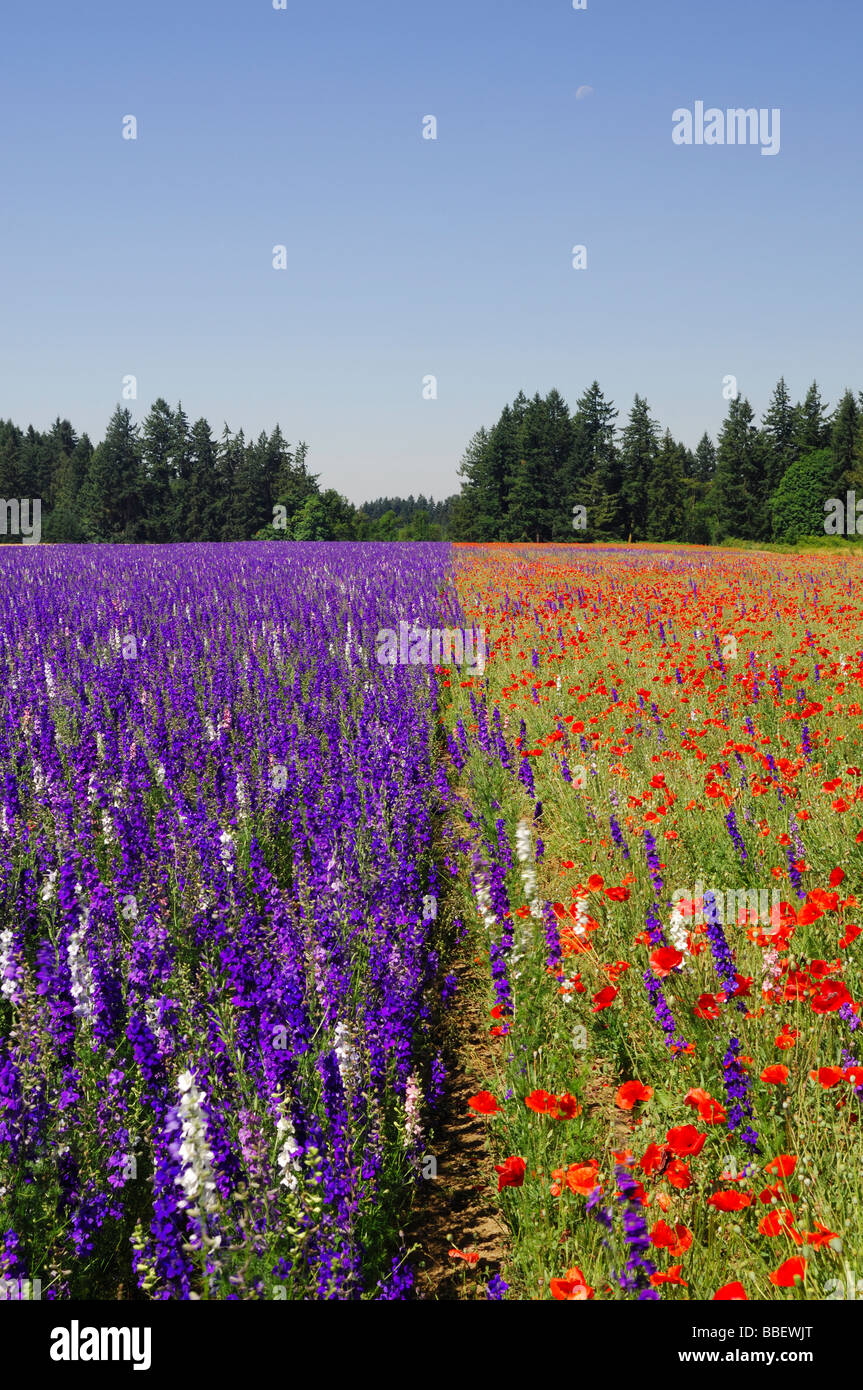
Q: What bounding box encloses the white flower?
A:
[174,1069,218,1212]
[276,1116,301,1192]
[333,1022,358,1086]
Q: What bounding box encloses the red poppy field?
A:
[437,542,863,1301]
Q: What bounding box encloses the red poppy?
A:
[550,1267,595,1300]
[760,1064,789,1085]
[615,1080,653,1110]
[552,1160,600,1197]
[804,1221,839,1248]
[693,993,722,1020]
[840,924,861,949]
[666,1125,706,1158]
[713,1281,748,1300]
[664,1159,693,1190]
[651,1264,688,1287]
[468,1090,501,1115]
[650,1220,693,1256]
[494,1156,526,1192]
[758,1209,801,1241]
[649,946,683,977]
[707,1190,752,1212]
[592,985,619,1012]
[810,1066,844,1088]
[525,1089,558,1116]
[775,1026,799,1050]
[556,1091,582,1119]
[640,1142,666,1175]
[765,1154,797,1178]
[769,1256,806,1287]
[448,1248,480,1264]
[811,980,852,1013]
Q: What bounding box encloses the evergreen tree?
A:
[79,407,143,542]
[140,399,177,542]
[831,389,861,490]
[712,397,768,541]
[566,381,622,536]
[620,395,660,540]
[186,418,222,540]
[646,431,687,541]
[692,433,717,484]
[795,381,831,454]
[761,377,798,493]
[218,427,248,540]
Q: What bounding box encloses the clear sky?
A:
[1,0,860,503]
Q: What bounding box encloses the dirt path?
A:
[406,951,510,1299]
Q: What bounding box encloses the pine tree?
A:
[566,382,622,536]
[692,433,716,485]
[795,381,831,454]
[831,389,861,490]
[620,395,660,540]
[79,407,143,542]
[186,418,222,540]
[140,399,177,542]
[712,397,769,541]
[761,377,798,492]
[646,431,687,541]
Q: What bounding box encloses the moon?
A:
[575,85,594,100]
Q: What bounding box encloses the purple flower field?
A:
[0,542,457,1299]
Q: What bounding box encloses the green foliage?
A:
[770,448,837,542]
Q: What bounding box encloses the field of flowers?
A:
[441,543,863,1301]
[3,538,863,1304]
[0,542,460,1300]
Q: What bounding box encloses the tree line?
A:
[0,403,455,543]
[450,379,863,544]
[3,380,861,545]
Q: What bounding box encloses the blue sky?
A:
[1,0,860,503]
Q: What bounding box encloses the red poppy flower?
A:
[707,1190,752,1212]
[664,1159,693,1190]
[774,1026,799,1050]
[556,1091,582,1119]
[804,1221,839,1247]
[684,1088,726,1124]
[649,946,683,977]
[760,1064,789,1085]
[494,1156,526,1192]
[650,1220,693,1256]
[693,993,722,1020]
[468,1090,501,1115]
[640,1142,666,1175]
[525,1089,558,1116]
[769,1256,806,1287]
[810,1066,844,1088]
[840,924,861,949]
[759,1208,801,1240]
[448,1248,480,1264]
[666,1125,706,1158]
[592,985,619,1012]
[549,1267,595,1300]
[811,980,852,1013]
[651,1264,688,1287]
[713,1281,748,1300]
[615,1080,653,1110]
[765,1154,797,1178]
